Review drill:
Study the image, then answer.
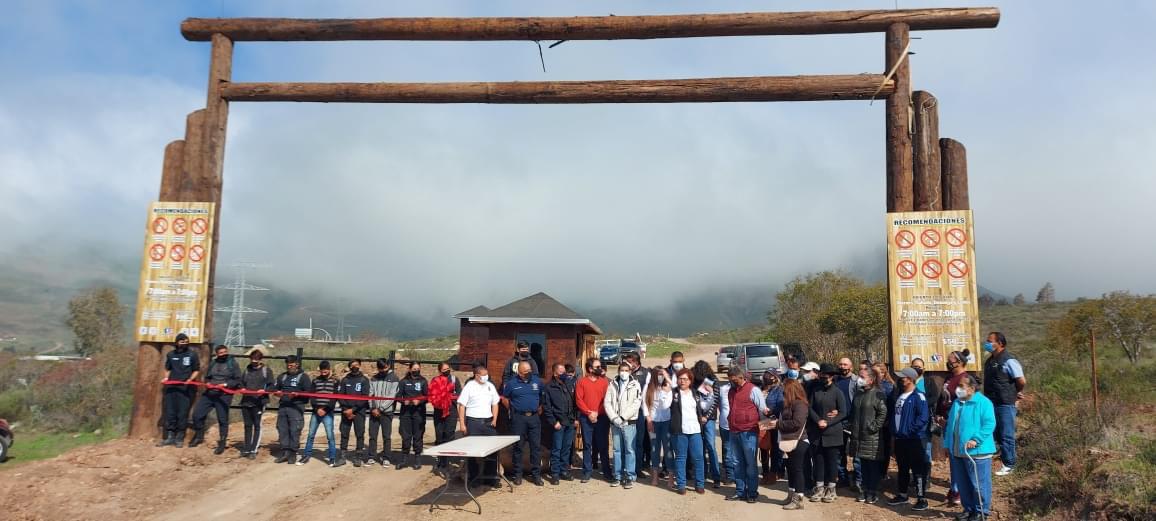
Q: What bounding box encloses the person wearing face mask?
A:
[299,360,336,466]
[671,368,707,495]
[760,370,785,485]
[457,363,501,488]
[887,367,931,511]
[645,367,674,487]
[238,347,275,459]
[800,362,822,396]
[503,360,545,486]
[576,357,611,483]
[938,349,972,505]
[543,363,579,485]
[785,355,802,381]
[158,333,201,448]
[834,358,856,488]
[189,344,241,454]
[622,353,653,477]
[604,361,642,488]
[337,359,371,467]
[366,358,399,468]
[806,364,849,503]
[944,374,995,521]
[981,331,1025,476]
[502,342,539,391]
[273,355,311,465]
[665,352,686,382]
[429,361,462,474]
[849,369,887,504]
[397,361,429,470]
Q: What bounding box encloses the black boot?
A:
[352,451,362,468]
[395,454,407,470]
[188,430,205,448]
[173,430,186,448]
[156,431,174,447]
[213,439,227,455]
[284,450,296,465]
[274,450,291,464]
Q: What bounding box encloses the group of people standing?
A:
[157,332,1025,521]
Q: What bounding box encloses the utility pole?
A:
[214,262,269,347]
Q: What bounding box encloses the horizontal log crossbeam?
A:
[220,75,893,104]
[183,8,999,42]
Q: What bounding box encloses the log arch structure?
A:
[129,7,998,438]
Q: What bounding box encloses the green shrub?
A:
[0,388,30,422]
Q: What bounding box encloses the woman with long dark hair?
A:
[778,378,811,510]
[646,366,674,486]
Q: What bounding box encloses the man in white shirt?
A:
[457,362,501,488]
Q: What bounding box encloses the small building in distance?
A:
[455,292,602,384]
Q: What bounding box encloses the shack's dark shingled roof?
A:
[454,292,601,334]
[453,305,490,318]
[482,292,585,320]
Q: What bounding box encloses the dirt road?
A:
[0,340,1002,521]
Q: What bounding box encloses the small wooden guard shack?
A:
[456,292,602,383]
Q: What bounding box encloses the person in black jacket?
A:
[238,348,274,459]
[337,359,371,467]
[397,361,429,470]
[189,344,242,454]
[157,333,200,448]
[501,342,538,391]
[543,362,578,484]
[808,363,849,503]
[274,355,311,465]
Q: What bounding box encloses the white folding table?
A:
[422,435,520,514]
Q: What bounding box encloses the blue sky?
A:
[1,0,1154,313]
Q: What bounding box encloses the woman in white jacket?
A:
[647,367,674,486]
[604,365,643,488]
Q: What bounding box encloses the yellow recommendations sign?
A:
[886,210,979,372]
[133,202,215,343]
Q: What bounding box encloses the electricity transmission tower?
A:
[213,262,269,348]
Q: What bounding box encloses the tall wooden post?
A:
[200,34,233,348]
[940,138,969,210]
[885,23,913,213]
[912,91,941,211]
[128,140,186,439]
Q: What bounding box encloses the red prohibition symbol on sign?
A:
[169,244,186,262]
[172,218,187,235]
[894,230,915,249]
[188,245,205,262]
[948,258,970,279]
[896,260,917,280]
[148,244,166,261]
[152,217,168,234]
[920,229,941,248]
[191,218,207,235]
[922,259,943,279]
[946,228,967,247]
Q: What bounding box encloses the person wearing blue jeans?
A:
[671,369,706,494]
[945,374,996,521]
[982,331,1025,476]
[725,368,766,503]
[645,369,674,486]
[302,411,337,464]
[543,363,579,484]
[605,366,642,488]
[718,381,737,483]
[702,418,722,485]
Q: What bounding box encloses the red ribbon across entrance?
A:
[161,379,449,403]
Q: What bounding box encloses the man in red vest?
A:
[726,366,766,503]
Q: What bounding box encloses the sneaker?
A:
[274,453,290,464]
[561,473,574,481]
[725,494,743,501]
[364,458,376,467]
[913,498,929,511]
[946,490,960,506]
[866,493,879,505]
[549,475,560,486]
[284,451,296,465]
[809,486,824,502]
[783,493,805,511]
[296,454,311,466]
[610,480,620,487]
[887,494,910,506]
[412,459,422,470]
[822,485,836,503]
[532,476,545,487]
[623,480,633,489]
[955,512,972,521]
[513,477,523,486]
[995,465,1014,476]
[857,492,867,502]
[380,458,391,467]
[580,474,590,484]
[744,495,756,503]
[331,458,346,468]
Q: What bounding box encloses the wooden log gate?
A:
[129,7,998,438]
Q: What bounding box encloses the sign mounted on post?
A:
[887,210,979,371]
[133,202,216,343]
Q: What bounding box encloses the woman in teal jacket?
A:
[943,374,995,521]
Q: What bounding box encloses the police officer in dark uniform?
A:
[157,333,200,448]
[189,344,241,454]
[397,361,429,470]
[502,360,545,486]
[337,359,371,467]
